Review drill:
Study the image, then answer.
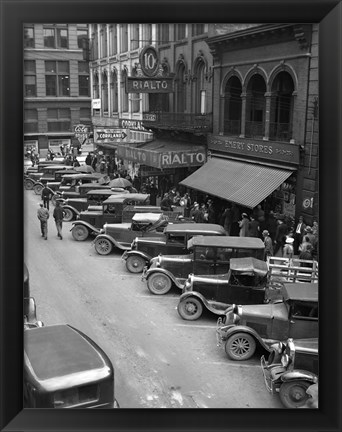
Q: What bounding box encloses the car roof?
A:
[230,257,268,276]
[283,282,318,302]
[103,193,149,204]
[132,213,163,223]
[61,173,101,180]
[165,224,226,235]
[43,165,69,170]
[86,188,116,195]
[187,235,264,248]
[24,324,112,389]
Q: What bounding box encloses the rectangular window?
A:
[100,25,108,58]
[77,28,88,49]
[80,108,91,122]
[131,24,139,50]
[45,61,70,96]
[109,25,117,55]
[176,24,186,40]
[158,24,169,44]
[120,24,128,52]
[132,93,140,113]
[192,24,205,36]
[78,61,90,96]
[47,108,71,132]
[24,109,38,133]
[24,26,34,48]
[24,60,36,96]
[44,25,68,49]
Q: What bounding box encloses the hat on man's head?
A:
[262,230,269,236]
[305,226,313,233]
[194,203,199,208]
[242,213,248,218]
[285,236,294,244]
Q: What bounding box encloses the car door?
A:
[214,247,234,274]
[193,246,217,275]
[288,301,319,339]
[163,233,187,255]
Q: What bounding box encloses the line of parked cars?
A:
[25,162,319,409]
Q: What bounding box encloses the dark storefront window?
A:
[24,60,36,97]
[45,61,70,96]
[47,108,71,132]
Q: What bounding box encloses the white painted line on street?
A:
[205,361,261,368]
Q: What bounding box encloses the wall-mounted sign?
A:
[140,46,159,77]
[74,124,91,145]
[119,119,148,132]
[126,77,174,93]
[94,128,129,143]
[92,99,101,109]
[208,134,300,166]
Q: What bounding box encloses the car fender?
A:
[280,370,318,384]
[24,177,36,185]
[179,291,208,309]
[222,325,270,351]
[71,220,100,235]
[94,234,128,251]
[62,204,79,216]
[145,268,184,289]
[33,180,44,188]
[123,250,152,263]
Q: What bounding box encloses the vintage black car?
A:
[176,257,269,321]
[24,164,68,190]
[122,224,227,274]
[71,194,150,241]
[43,172,108,195]
[93,213,168,255]
[261,337,318,408]
[142,237,265,295]
[61,188,129,221]
[32,168,80,195]
[24,324,119,408]
[216,282,318,361]
[53,184,119,207]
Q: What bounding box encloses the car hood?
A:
[150,254,193,268]
[136,236,166,245]
[239,302,286,320]
[192,273,229,284]
[104,223,131,232]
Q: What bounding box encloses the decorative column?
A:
[239,92,247,138]
[263,91,272,141]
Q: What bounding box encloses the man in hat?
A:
[37,203,49,240]
[274,215,288,256]
[53,201,66,240]
[41,182,52,210]
[262,230,273,260]
[294,215,306,255]
[304,226,316,246]
[191,203,203,223]
[283,235,294,259]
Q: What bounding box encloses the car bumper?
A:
[260,355,286,394]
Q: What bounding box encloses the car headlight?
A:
[281,353,290,368]
[232,313,240,324]
[184,277,192,292]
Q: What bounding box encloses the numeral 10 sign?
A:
[140,46,159,77]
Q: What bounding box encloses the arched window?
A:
[175,63,186,113]
[245,74,266,138]
[110,70,118,113]
[269,72,295,142]
[195,61,206,114]
[102,72,108,114]
[223,75,242,135]
[121,69,128,112]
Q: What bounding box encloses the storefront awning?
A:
[116,140,206,169]
[180,158,294,209]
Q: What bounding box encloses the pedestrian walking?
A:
[37,203,49,240]
[149,182,158,205]
[85,152,92,166]
[247,215,260,237]
[262,230,273,260]
[41,183,52,210]
[283,236,294,259]
[230,203,240,236]
[160,193,173,211]
[53,201,66,240]
[191,203,203,223]
[294,215,306,254]
[207,200,216,224]
[273,215,288,256]
[238,213,249,237]
[221,206,232,235]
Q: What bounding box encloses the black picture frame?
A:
[1,0,341,431]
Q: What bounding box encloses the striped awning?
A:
[180,158,294,209]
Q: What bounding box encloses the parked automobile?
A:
[24,264,43,329]
[122,224,227,274]
[32,168,80,195]
[71,194,150,241]
[93,213,168,255]
[44,172,108,195]
[31,165,72,195]
[24,324,119,408]
[61,189,129,222]
[24,164,67,190]
[176,257,269,321]
[52,184,119,207]
[142,237,265,295]
[261,337,318,408]
[216,282,318,361]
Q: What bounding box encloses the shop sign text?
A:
[126,77,174,93]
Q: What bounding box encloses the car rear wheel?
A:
[63,208,74,222]
[94,238,113,255]
[24,179,34,190]
[126,256,146,273]
[279,380,311,408]
[225,332,256,361]
[147,273,172,295]
[72,225,89,241]
[33,184,43,195]
[177,297,203,320]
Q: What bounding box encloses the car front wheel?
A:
[126,256,146,273]
[33,184,43,195]
[225,332,256,361]
[63,208,74,222]
[94,238,113,255]
[177,297,203,320]
[279,381,311,408]
[147,273,172,295]
[72,225,89,241]
[24,179,34,190]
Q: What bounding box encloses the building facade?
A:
[89,24,213,191]
[181,23,319,224]
[24,24,92,156]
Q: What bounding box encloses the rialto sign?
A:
[116,145,206,169]
[126,45,174,94]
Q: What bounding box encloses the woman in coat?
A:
[239,213,249,237]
